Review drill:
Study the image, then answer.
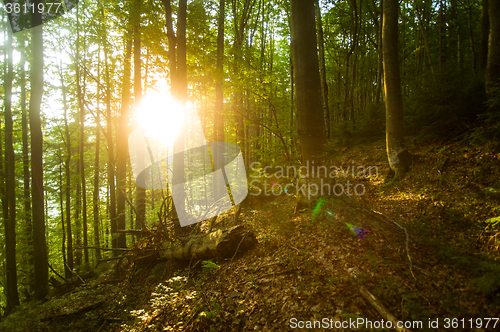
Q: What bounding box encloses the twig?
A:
[359,286,412,332]
[95,256,124,268]
[48,262,67,282]
[187,254,195,280]
[230,235,247,264]
[255,262,282,273]
[369,209,416,283]
[233,108,291,162]
[287,243,300,253]
[343,193,417,283]
[73,246,133,252]
[63,261,85,284]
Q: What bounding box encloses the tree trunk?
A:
[414,0,435,76]
[290,0,327,169]
[383,0,411,178]
[20,40,34,294]
[93,52,102,261]
[103,31,117,252]
[75,152,82,266]
[61,59,73,277]
[175,0,188,217]
[375,0,383,106]
[116,37,133,248]
[76,6,89,264]
[214,0,225,143]
[486,0,500,97]
[58,158,67,281]
[133,0,145,234]
[315,0,330,139]
[30,17,49,300]
[3,23,20,313]
[466,0,477,73]
[480,0,490,71]
[231,0,254,169]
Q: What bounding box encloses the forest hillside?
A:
[0,0,500,331]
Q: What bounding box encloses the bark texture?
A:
[383,0,411,178]
[30,18,49,300]
[290,0,327,166]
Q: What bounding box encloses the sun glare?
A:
[136,93,186,147]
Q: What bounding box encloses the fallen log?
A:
[160,225,257,261]
[359,286,412,332]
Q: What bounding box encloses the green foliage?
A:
[474,273,500,295]
[405,71,487,141]
[469,85,500,147]
[202,260,220,272]
[148,263,166,280]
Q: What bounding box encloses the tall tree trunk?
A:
[30,15,49,301]
[289,55,294,151]
[116,36,133,248]
[414,0,435,76]
[20,40,34,294]
[74,154,81,266]
[231,0,254,168]
[61,58,73,277]
[3,23,20,313]
[315,0,330,139]
[375,0,383,105]
[173,0,188,222]
[290,0,327,171]
[103,29,117,251]
[58,158,67,280]
[214,0,225,143]
[480,0,490,71]
[348,0,359,128]
[93,51,102,261]
[466,0,477,73]
[76,36,89,264]
[76,13,89,264]
[486,0,500,97]
[133,0,145,233]
[161,0,187,223]
[383,0,411,178]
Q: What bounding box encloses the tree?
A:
[75,3,89,265]
[383,0,411,178]
[116,36,133,248]
[480,0,489,71]
[486,0,499,97]
[290,0,327,170]
[30,11,49,301]
[57,38,73,277]
[315,0,330,139]
[160,0,188,222]
[134,0,145,233]
[93,46,102,261]
[214,0,225,143]
[3,21,20,314]
[20,38,34,295]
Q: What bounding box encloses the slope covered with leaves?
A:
[1,137,499,332]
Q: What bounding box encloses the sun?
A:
[136,92,186,147]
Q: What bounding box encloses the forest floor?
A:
[2,137,500,332]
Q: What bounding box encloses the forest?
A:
[0,0,499,331]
